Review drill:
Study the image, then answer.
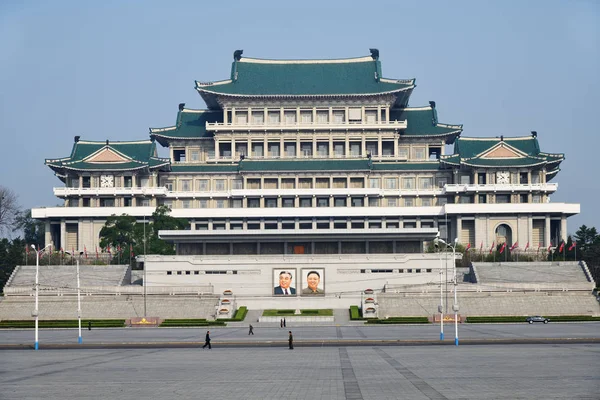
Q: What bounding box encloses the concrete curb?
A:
[2,337,599,350]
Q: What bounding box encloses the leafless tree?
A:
[0,186,20,236]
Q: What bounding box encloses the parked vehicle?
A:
[526,316,550,324]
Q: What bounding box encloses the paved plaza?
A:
[1,344,599,399]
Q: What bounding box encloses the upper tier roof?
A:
[440,134,564,179]
[195,50,415,108]
[150,108,222,146]
[390,105,462,142]
[46,139,170,180]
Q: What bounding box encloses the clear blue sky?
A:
[1,0,598,234]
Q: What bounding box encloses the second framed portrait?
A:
[301,268,325,295]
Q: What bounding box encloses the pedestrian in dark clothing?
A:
[283,318,286,328]
[280,319,283,328]
[202,330,212,349]
[249,324,254,335]
[88,321,92,331]
[288,330,294,350]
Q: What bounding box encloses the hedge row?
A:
[366,317,429,324]
[262,309,296,316]
[218,306,248,322]
[0,319,126,328]
[349,306,362,320]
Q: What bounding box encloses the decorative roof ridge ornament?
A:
[369,48,379,60]
[233,50,243,61]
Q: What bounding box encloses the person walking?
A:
[248,324,254,335]
[202,330,212,349]
[288,330,294,350]
[280,319,283,328]
[283,318,286,328]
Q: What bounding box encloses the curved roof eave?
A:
[195,85,414,99]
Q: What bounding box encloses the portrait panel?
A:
[301,268,325,296]
[273,268,297,296]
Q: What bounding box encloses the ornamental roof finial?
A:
[531,131,537,138]
[369,48,379,60]
[233,50,243,61]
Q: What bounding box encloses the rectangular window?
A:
[317,111,328,123]
[232,179,243,190]
[333,110,345,123]
[421,198,432,207]
[284,111,296,125]
[300,143,312,157]
[369,178,380,188]
[368,197,380,207]
[300,111,312,124]
[285,143,296,157]
[404,198,414,207]
[252,111,264,125]
[236,143,247,157]
[180,180,191,191]
[398,147,409,159]
[268,111,280,125]
[236,112,248,125]
[182,200,191,209]
[460,175,471,185]
[333,142,345,157]
[282,198,294,208]
[317,197,329,207]
[316,178,329,188]
[190,150,200,162]
[365,110,377,124]
[385,178,397,189]
[216,200,226,208]
[351,197,364,207]
[478,194,487,204]
[248,198,260,208]
[265,198,277,208]
[299,198,312,207]
[252,143,264,158]
[231,199,243,208]
[317,142,328,157]
[387,198,397,207]
[215,180,226,191]
[198,179,209,191]
[334,197,346,207]
[533,194,541,203]
[531,173,541,184]
[419,177,433,190]
[140,199,151,207]
[413,147,426,160]
[496,194,510,204]
[402,178,415,190]
[199,200,208,208]
[268,143,280,157]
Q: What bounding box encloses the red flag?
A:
[510,242,518,251]
[558,241,565,253]
[524,242,530,251]
[547,244,552,253]
[479,241,483,252]
[489,242,495,254]
[130,243,134,257]
[499,243,507,254]
[537,242,541,251]
[84,245,88,259]
[568,242,576,251]
[107,244,111,254]
[26,244,30,254]
[117,244,122,254]
[465,243,471,252]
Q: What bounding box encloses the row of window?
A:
[67,193,544,208]
[226,108,384,125]
[166,270,238,275]
[193,219,435,230]
[165,176,445,192]
[361,269,433,273]
[163,268,434,276]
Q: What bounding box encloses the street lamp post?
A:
[438,247,444,340]
[436,237,459,346]
[32,244,52,350]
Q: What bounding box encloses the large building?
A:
[32,50,580,302]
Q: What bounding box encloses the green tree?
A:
[13,209,45,246]
[0,237,26,291]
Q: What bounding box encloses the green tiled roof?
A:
[150,109,222,146]
[372,162,440,171]
[440,135,564,171]
[170,164,239,173]
[46,139,170,177]
[195,53,415,108]
[239,159,372,172]
[389,106,462,141]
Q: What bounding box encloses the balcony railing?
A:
[443,183,558,193]
[206,119,407,132]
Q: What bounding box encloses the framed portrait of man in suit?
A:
[273,269,297,296]
[301,268,325,295]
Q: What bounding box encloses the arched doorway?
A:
[495,224,513,246]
